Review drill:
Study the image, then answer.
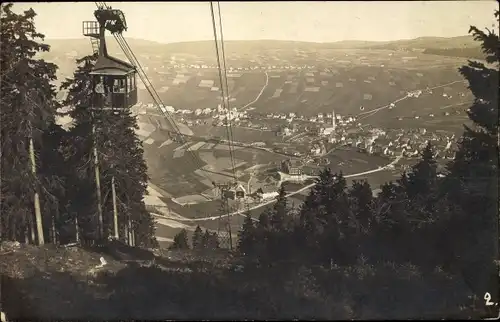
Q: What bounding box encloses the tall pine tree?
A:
[170,229,189,250]
[237,213,256,257]
[60,52,157,247]
[1,3,63,244]
[440,11,499,296]
[192,225,203,250]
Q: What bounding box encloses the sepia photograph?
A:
[1,1,499,320]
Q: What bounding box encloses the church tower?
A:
[332,109,336,130]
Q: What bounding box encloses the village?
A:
[133,98,458,168]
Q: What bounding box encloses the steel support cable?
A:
[209,2,237,182]
[214,4,237,182]
[113,35,191,154]
[105,22,230,199]
[215,2,237,180]
[97,2,235,201]
[216,1,236,150]
[210,3,248,218]
[99,2,242,182]
[93,3,212,189]
[209,3,233,163]
[110,31,199,166]
[112,34,213,182]
[94,2,192,147]
[111,36,219,194]
[214,2,249,211]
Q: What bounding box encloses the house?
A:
[323,127,335,136]
[254,186,279,201]
[281,159,302,175]
[328,136,337,143]
[229,184,246,199]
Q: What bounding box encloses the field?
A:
[142,125,289,201]
[192,124,278,144]
[139,70,268,110]
[136,49,475,246]
[136,51,473,137]
[253,66,469,120]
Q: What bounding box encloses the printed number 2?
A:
[484,292,494,306]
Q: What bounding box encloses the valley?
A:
[52,37,480,248]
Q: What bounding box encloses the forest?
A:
[423,46,488,60]
[1,3,157,249]
[1,3,498,320]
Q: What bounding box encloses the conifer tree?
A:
[237,213,256,257]
[270,184,288,232]
[1,3,62,244]
[403,142,437,200]
[348,180,373,235]
[211,232,220,249]
[400,142,440,231]
[59,54,100,242]
[192,225,203,250]
[61,52,157,247]
[170,229,190,250]
[440,11,499,295]
[202,229,219,250]
[253,209,272,261]
[267,184,292,261]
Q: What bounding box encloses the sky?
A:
[11,1,499,44]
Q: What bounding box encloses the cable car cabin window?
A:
[95,76,105,94]
[127,74,135,92]
[129,73,136,91]
[113,78,126,93]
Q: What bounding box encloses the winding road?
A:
[356,80,466,120]
[239,71,269,111]
[152,78,467,224]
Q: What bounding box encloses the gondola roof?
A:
[90,53,135,75]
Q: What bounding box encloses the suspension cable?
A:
[209,2,237,182]
[94,2,231,199]
[216,2,237,180]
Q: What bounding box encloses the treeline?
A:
[0,4,157,247]
[423,47,487,60]
[169,226,220,251]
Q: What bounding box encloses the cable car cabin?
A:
[90,54,137,115]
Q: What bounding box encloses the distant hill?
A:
[39,36,482,85]
[422,47,487,60]
[43,35,481,58]
[364,36,480,51]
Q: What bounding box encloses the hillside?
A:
[1,241,482,320]
[366,36,480,50]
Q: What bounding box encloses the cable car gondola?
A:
[83,7,137,114]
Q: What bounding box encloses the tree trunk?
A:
[125,216,130,245]
[29,135,44,245]
[128,217,133,246]
[91,123,104,240]
[24,223,29,244]
[51,203,59,244]
[75,212,80,243]
[29,214,35,243]
[112,176,119,239]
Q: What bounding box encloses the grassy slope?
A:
[2,241,491,320]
